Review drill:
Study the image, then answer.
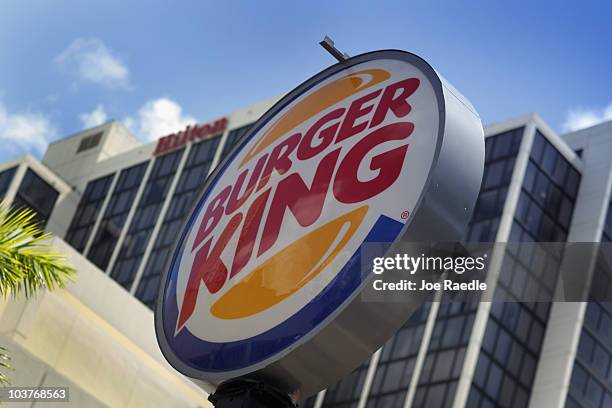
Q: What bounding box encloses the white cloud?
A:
[562,102,612,133]
[54,38,130,88]
[79,105,108,128]
[124,97,196,141]
[0,101,56,153]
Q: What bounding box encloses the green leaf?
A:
[0,200,77,386]
[0,201,76,298]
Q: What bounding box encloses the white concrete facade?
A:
[0,237,211,407]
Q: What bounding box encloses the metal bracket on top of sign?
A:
[319,36,350,62]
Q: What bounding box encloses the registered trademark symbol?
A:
[401,210,410,219]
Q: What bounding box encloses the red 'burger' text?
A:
[177,77,420,329]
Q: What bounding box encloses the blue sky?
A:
[1,0,611,163]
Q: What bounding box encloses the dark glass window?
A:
[76,132,103,153]
[469,130,581,408]
[65,174,114,251]
[87,162,148,271]
[469,284,547,407]
[135,136,220,308]
[0,166,17,199]
[13,169,60,229]
[219,123,252,159]
[518,131,579,241]
[320,360,370,408]
[365,304,431,407]
[466,127,523,242]
[110,150,183,290]
[298,396,316,408]
[413,299,476,408]
[566,200,612,408]
[357,128,520,408]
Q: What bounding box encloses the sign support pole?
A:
[208,379,296,408]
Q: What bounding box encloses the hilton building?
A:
[0,96,611,407]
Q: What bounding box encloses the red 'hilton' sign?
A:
[153,118,228,156]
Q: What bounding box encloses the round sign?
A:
[155,50,484,398]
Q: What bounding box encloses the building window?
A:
[320,128,523,408]
[0,166,17,199]
[65,174,114,252]
[219,123,252,160]
[12,169,60,229]
[413,127,524,407]
[566,200,612,408]
[366,304,431,407]
[466,127,524,242]
[76,132,103,153]
[87,161,148,271]
[299,396,316,408]
[135,136,221,308]
[319,360,370,407]
[413,299,476,407]
[110,149,183,290]
[468,130,581,408]
[603,201,612,243]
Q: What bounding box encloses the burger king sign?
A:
[155,50,484,398]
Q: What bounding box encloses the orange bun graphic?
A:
[210,205,368,319]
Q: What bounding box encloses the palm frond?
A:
[0,201,75,387]
[0,201,76,298]
[0,346,11,385]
